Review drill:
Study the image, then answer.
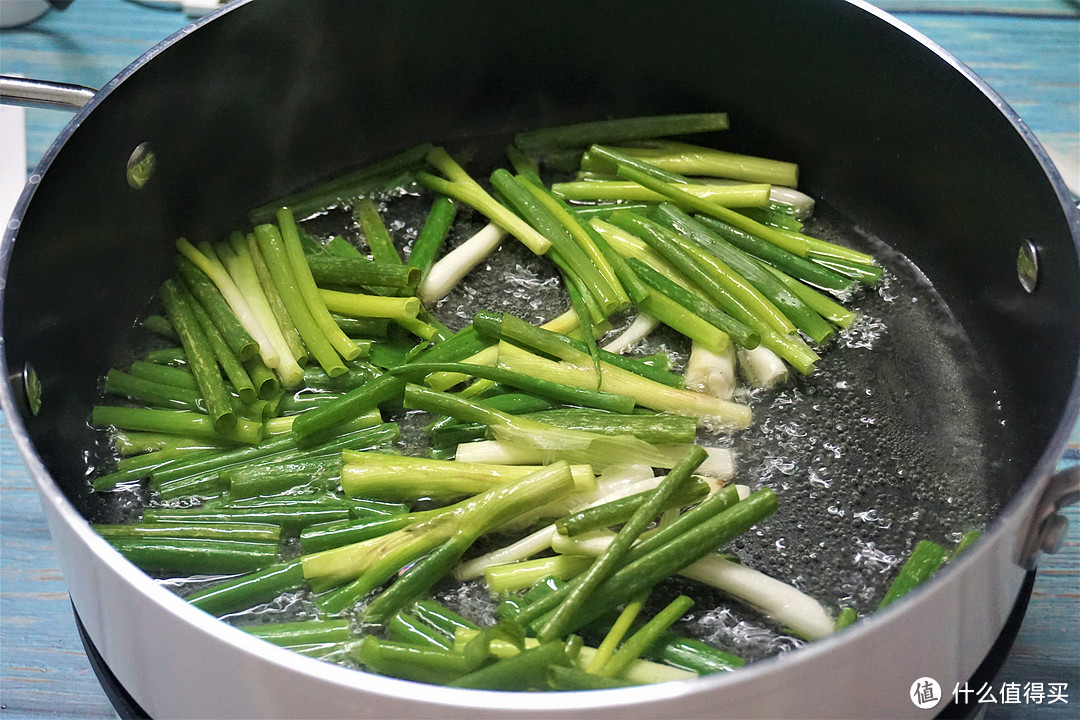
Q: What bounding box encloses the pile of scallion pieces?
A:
[87,112,939,692]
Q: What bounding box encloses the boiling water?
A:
[90,167,1007,667]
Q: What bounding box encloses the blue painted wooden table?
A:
[0,2,1077,718]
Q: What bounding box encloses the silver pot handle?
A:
[1020,465,1080,569]
[0,75,96,111]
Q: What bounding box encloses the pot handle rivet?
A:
[127,142,156,189]
[7,361,42,417]
[1017,239,1039,293]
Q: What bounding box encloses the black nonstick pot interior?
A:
[2,0,1078,644]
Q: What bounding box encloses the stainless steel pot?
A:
[2,0,1078,717]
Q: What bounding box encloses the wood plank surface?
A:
[0,2,1077,718]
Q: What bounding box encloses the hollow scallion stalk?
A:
[517,176,630,309]
[419,147,551,254]
[411,599,480,639]
[244,233,308,364]
[584,145,694,186]
[277,208,364,361]
[254,223,347,376]
[105,536,280,575]
[553,180,771,207]
[636,278,736,353]
[185,287,261,403]
[248,143,433,224]
[449,639,574,690]
[473,310,684,388]
[176,239,278,368]
[496,342,752,429]
[150,419,395,490]
[174,255,259,362]
[454,525,558,582]
[417,221,507,304]
[186,559,306,616]
[105,370,263,425]
[518,408,697,445]
[288,325,489,440]
[685,341,737,400]
[146,496,383,533]
[591,140,799,186]
[624,255,759,351]
[354,636,478,685]
[877,540,948,609]
[299,514,415,554]
[609,220,819,372]
[93,520,281,543]
[360,534,477,623]
[92,448,218,491]
[809,253,883,285]
[225,455,342,500]
[301,361,380,392]
[127,360,197,390]
[241,618,352,647]
[571,202,656,219]
[244,355,281,400]
[555,478,710,537]
[484,555,594,595]
[111,429,229,457]
[510,466,658,531]
[589,217,691,290]
[735,204,804,231]
[601,314,660,354]
[514,113,729,153]
[386,361,635,414]
[305,253,420,290]
[160,279,236,433]
[654,204,834,342]
[762,263,856,327]
[141,314,177,340]
[492,169,622,316]
[105,369,205,413]
[612,210,794,336]
[387,613,454,651]
[513,487,774,631]
[423,345,499,392]
[621,485,741,563]
[331,313,389,338]
[599,595,695,677]
[548,665,635,690]
[353,197,402,264]
[680,554,835,640]
[406,195,458,278]
[339,451,592,501]
[403,383,677,469]
[144,347,188,365]
[536,446,706,641]
[222,232,306,386]
[737,345,790,389]
[586,589,649,673]
[692,214,851,292]
[312,463,575,614]
[622,160,877,271]
[646,633,744,674]
[92,406,261,446]
[318,289,420,320]
[614,162,808,257]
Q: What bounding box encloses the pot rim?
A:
[1,0,1078,711]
